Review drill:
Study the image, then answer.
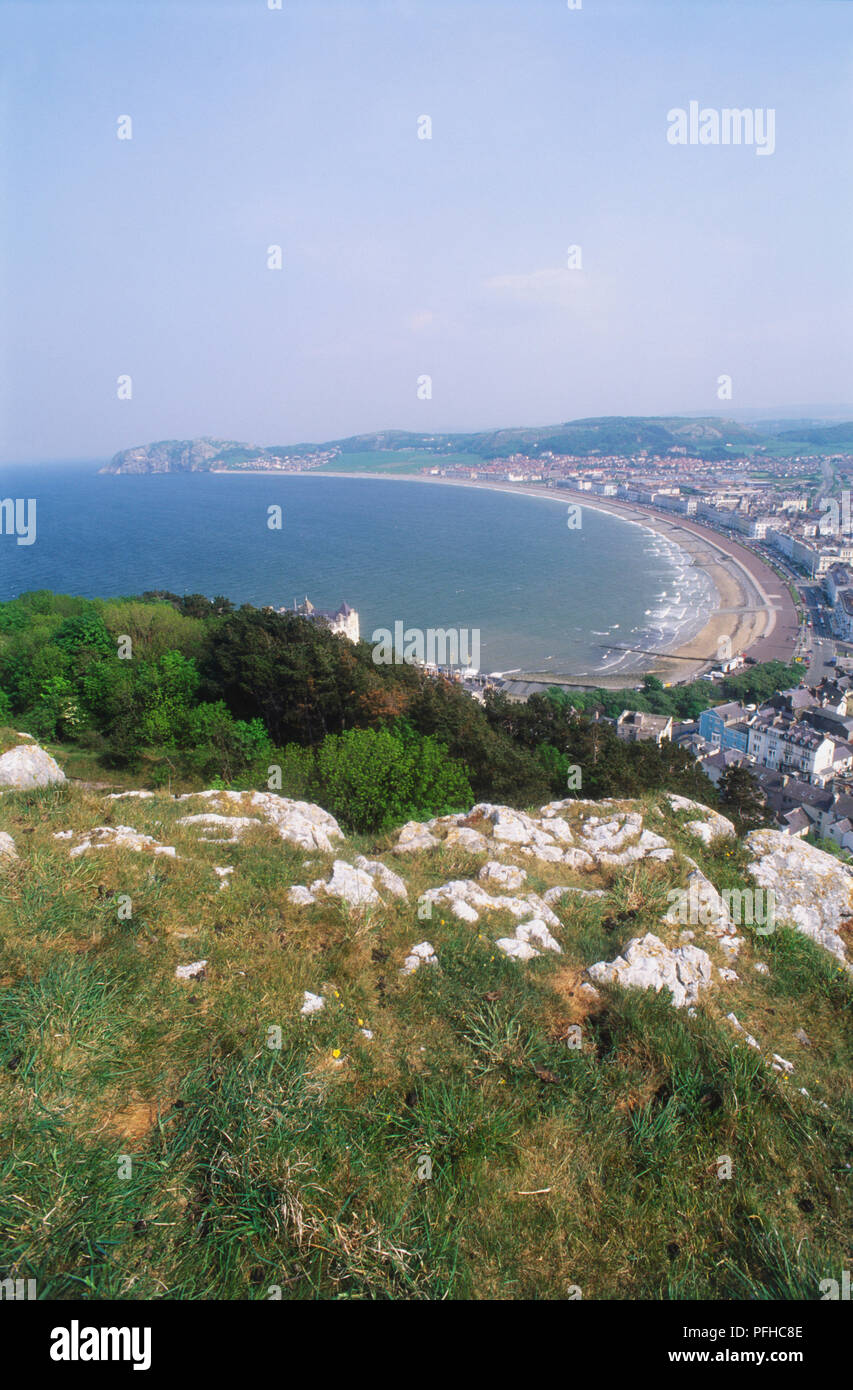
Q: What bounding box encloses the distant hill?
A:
[775,422,853,447]
[102,415,764,474]
[100,438,275,474]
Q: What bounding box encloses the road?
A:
[807,634,838,683]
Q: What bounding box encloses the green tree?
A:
[718,765,768,833]
[315,726,472,832]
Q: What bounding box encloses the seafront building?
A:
[287,596,360,643]
[694,680,853,806]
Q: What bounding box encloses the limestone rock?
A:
[665,870,736,938]
[772,1054,794,1075]
[667,795,735,844]
[394,821,440,853]
[400,941,438,975]
[309,860,381,908]
[495,937,541,960]
[726,1013,761,1050]
[353,856,409,899]
[387,798,677,873]
[418,878,560,928]
[288,885,317,906]
[176,790,344,852]
[479,861,527,891]
[300,991,325,1015]
[588,932,714,1009]
[543,885,606,904]
[57,825,177,858]
[746,829,853,967]
[0,744,66,790]
[175,960,207,981]
[495,918,562,959]
[443,826,489,854]
[177,813,256,843]
[0,831,18,859]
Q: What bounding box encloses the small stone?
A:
[495,937,541,960]
[288,885,317,906]
[176,960,207,981]
[300,991,325,1016]
[400,941,438,975]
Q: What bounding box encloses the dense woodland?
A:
[0,590,788,831]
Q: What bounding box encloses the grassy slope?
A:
[0,777,850,1301]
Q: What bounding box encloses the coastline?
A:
[210,469,801,688]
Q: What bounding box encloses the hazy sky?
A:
[1,0,851,462]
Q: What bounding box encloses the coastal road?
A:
[808,635,838,683]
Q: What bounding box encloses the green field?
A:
[313,450,477,475]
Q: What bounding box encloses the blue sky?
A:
[1,0,851,461]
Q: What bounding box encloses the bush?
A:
[314,725,473,832]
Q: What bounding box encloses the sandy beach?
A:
[214,469,801,688]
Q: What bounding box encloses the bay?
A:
[0,466,713,677]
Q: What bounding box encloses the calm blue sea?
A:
[0,465,714,677]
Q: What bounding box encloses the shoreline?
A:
[210,468,801,689]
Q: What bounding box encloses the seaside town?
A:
[288,429,853,861]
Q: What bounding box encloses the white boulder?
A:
[353,856,409,900]
[746,829,853,967]
[588,932,714,1009]
[0,744,66,790]
[309,860,381,908]
[479,861,527,891]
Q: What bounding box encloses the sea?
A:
[0,465,715,679]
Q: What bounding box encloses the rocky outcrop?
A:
[0,744,66,790]
[479,861,527,891]
[391,800,674,869]
[309,860,381,908]
[496,918,562,960]
[588,932,715,1009]
[353,856,408,900]
[418,878,561,928]
[746,829,852,967]
[176,791,343,853]
[666,795,736,845]
[55,825,177,858]
[39,782,853,1016]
